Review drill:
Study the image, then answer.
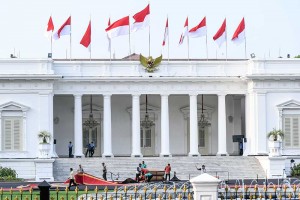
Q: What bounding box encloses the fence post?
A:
[190,173,221,200]
[38,180,51,200]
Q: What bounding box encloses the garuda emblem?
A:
[140,54,163,73]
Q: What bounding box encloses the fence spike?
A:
[75,186,79,194]
[173,185,177,192]
[134,185,138,193]
[70,197,75,200]
[178,193,182,200]
[10,187,13,195]
[25,196,29,200]
[183,185,187,192]
[129,194,133,200]
[51,197,55,200]
[124,186,128,193]
[80,196,84,200]
[104,186,108,193]
[34,196,39,200]
[65,186,69,193]
[19,187,23,194]
[14,196,19,200]
[114,186,118,193]
[168,193,172,200]
[85,186,88,193]
[158,194,162,200]
[139,194,142,200]
[60,197,64,200]
[56,186,59,193]
[293,184,297,193]
[95,186,98,194]
[188,193,192,200]
[144,186,147,193]
[4,197,9,200]
[298,193,300,200]
[234,185,239,192]
[239,194,243,200]
[163,185,167,192]
[0,187,2,195]
[100,195,103,200]
[268,193,272,200]
[120,194,123,200]
[288,193,292,199]
[110,194,113,200]
[148,193,152,200]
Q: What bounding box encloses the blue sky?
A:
[0,0,299,59]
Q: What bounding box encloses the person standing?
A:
[90,141,95,157]
[68,141,73,158]
[77,164,84,174]
[136,163,142,181]
[141,161,147,169]
[164,163,171,181]
[68,168,77,190]
[102,162,107,180]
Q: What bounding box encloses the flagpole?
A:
[129,15,131,57]
[188,16,190,61]
[70,15,72,60]
[205,29,208,61]
[50,15,53,56]
[244,17,247,59]
[225,19,227,61]
[148,2,151,57]
[168,16,170,62]
[90,16,92,61]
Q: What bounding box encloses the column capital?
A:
[189,93,198,97]
[103,94,112,98]
[132,94,141,97]
[103,93,112,97]
[160,94,169,98]
[73,93,83,98]
[217,93,227,97]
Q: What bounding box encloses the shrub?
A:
[291,163,300,177]
[0,166,22,181]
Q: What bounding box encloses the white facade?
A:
[0,58,300,179]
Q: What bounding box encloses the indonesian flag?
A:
[80,21,91,51]
[189,17,206,38]
[162,18,168,46]
[131,4,150,32]
[213,19,226,47]
[178,17,188,45]
[53,16,71,40]
[105,16,130,39]
[232,18,245,44]
[45,16,54,38]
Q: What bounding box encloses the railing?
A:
[0,181,193,200]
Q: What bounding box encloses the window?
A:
[284,116,300,148]
[2,117,23,151]
[140,129,152,148]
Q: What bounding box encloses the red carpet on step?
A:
[64,173,119,185]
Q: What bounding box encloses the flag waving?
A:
[105,16,130,39]
[45,16,54,39]
[53,16,71,40]
[232,18,245,44]
[131,4,150,32]
[46,16,54,32]
[213,19,226,47]
[162,18,169,46]
[189,17,206,38]
[178,17,188,45]
[80,20,91,50]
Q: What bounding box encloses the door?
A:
[198,128,209,155]
[83,125,101,156]
[140,127,155,156]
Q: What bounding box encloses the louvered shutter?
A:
[2,118,22,151]
[4,119,12,150]
[292,118,299,147]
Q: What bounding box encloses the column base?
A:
[216,152,228,156]
[188,152,201,157]
[74,153,84,158]
[102,153,114,158]
[160,153,172,157]
[34,158,55,182]
[131,154,143,157]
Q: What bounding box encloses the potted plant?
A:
[38,131,51,158]
[267,128,284,157]
[38,130,51,143]
[267,128,284,141]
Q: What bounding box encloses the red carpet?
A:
[64,173,119,185]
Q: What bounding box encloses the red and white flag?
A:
[45,16,54,38]
[232,18,245,44]
[131,4,150,32]
[80,21,91,51]
[178,17,188,45]
[162,18,169,46]
[213,19,226,47]
[53,16,71,40]
[189,17,206,38]
[105,16,130,39]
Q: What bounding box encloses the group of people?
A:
[67,141,95,158]
[68,163,108,189]
[135,161,172,182]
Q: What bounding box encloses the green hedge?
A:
[0,166,22,181]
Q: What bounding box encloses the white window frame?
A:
[0,101,29,151]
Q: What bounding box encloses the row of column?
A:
[72,94,228,157]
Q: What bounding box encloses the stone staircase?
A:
[53,156,266,182]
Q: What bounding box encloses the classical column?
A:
[74,94,84,157]
[102,94,114,157]
[256,92,268,154]
[189,94,200,156]
[131,94,142,157]
[217,94,228,156]
[160,94,171,157]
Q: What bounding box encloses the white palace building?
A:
[0,57,300,180]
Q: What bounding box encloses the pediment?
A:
[277,100,300,109]
[0,101,30,112]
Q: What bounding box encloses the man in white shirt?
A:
[68,168,77,190]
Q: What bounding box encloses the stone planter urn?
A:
[39,143,51,158]
[269,141,282,157]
